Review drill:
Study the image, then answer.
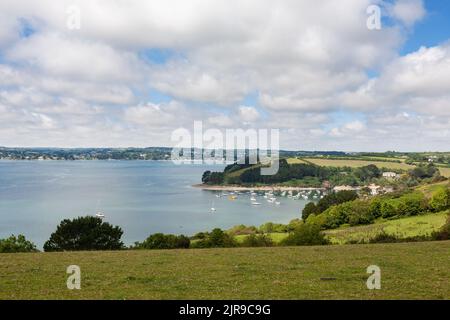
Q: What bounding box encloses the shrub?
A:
[193,228,237,248]
[433,214,450,241]
[430,186,450,212]
[280,223,330,246]
[259,222,288,233]
[0,235,38,253]
[227,224,258,236]
[241,234,273,247]
[345,200,374,226]
[380,200,397,218]
[287,219,303,231]
[135,233,190,250]
[43,216,124,252]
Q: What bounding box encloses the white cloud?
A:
[389,0,426,27]
[238,106,260,122]
[1,0,448,151]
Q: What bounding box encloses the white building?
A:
[382,172,398,179]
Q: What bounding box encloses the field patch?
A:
[303,158,414,170]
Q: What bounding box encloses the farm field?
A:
[1,241,450,300]
[302,158,415,170]
[437,167,450,178]
[325,211,448,244]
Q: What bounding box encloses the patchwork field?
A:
[234,211,448,245]
[1,241,450,300]
[325,211,448,244]
[302,158,415,170]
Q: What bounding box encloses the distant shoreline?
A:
[192,184,325,191]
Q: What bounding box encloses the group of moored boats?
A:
[210,189,326,212]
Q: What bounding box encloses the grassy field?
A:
[438,167,450,178]
[1,241,449,300]
[325,211,448,244]
[302,158,414,170]
[234,212,448,245]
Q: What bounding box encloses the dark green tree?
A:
[43,216,124,252]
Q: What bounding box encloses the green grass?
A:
[325,211,448,244]
[1,241,449,299]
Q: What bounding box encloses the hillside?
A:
[1,241,449,299]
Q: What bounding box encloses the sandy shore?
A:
[192,184,325,191]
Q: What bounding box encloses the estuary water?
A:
[0,160,309,248]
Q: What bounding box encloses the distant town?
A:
[0,147,449,166]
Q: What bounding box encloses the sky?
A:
[0,0,449,151]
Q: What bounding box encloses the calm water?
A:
[0,161,308,248]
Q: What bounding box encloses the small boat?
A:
[250,197,257,201]
[95,212,105,218]
[210,201,216,212]
[275,201,281,205]
[215,194,221,198]
[251,202,261,205]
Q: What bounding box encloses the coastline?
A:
[192,184,325,191]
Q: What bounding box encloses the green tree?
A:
[194,228,237,248]
[302,202,318,221]
[43,216,124,252]
[281,223,329,246]
[0,235,37,253]
[430,186,450,212]
[241,234,273,247]
[135,233,190,249]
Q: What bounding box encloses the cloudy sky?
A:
[0,0,449,151]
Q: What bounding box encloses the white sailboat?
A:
[95,212,105,218]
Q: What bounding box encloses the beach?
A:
[192,184,325,191]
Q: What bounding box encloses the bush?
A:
[0,234,38,253]
[259,222,288,233]
[345,200,374,226]
[43,216,124,252]
[430,186,450,212]
[380,192,428,218]
[227,224,258,236]
[433,214,450,241]
[287,219,303,231]
[241,234,273,247]
[192,228,237,248]
[134,233,190,250]
[280,223,329,246]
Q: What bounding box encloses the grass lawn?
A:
[302,158,414,170]
[1,241,450,300]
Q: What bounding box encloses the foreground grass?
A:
[1,241,449,299]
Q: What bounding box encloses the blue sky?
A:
[0,0,449,151]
